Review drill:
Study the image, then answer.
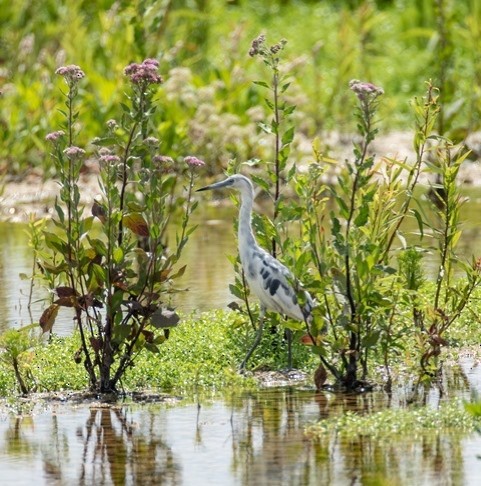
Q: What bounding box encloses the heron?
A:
[197,174,314,370]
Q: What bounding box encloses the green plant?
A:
[0,325,38,395]
[36,60,203,393]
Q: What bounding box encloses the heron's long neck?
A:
[238,186,256,261]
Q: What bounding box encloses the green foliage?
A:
[33,60,203,393]
[0,325,38,394]
[0,310,265,396]
[1,1,481,175]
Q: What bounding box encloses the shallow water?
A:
[2,189,481,335]
[1,365,481,486]
[1,196,481,483]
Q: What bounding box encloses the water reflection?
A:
[0,372,480,485]
[0,208,237,335]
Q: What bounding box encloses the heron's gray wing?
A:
[244,248,305,321]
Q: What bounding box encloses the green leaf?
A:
[354,204,369,227]
[113,247,124,264]
[258,122,272,134]
[411,208,424,238]
[253,80,270,89]
[43,232,67,253]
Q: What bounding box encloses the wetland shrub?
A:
[32,60,204,393]
[219,34,481,390]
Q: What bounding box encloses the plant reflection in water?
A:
[1,364,480,485]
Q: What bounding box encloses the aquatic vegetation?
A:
[5,310,257,396]
[305,399,480,441]
[0,326,38,394]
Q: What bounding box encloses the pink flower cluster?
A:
[55,65,85,83]
[45,130,65,143]
[99,154,121,164]
[249,34,266,57]
[124,59,163,86]
[63,146,85,159]
[184,156,205,168]
[349,79,384,101]
[153,155,174,164]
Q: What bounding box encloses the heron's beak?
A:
[196,178,231,192]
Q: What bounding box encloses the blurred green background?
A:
[0,0,480,175]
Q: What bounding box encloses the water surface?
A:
[1,364,481,486]
[2,188,481,335]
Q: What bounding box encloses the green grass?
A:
[0,309,315,397]
[1,0,481,173]
[0,283,480,398]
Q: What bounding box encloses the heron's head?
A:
[196,174,253,193]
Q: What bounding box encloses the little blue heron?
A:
[197,174,314,370]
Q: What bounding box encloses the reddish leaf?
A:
[300,334,316,346]
[141,330,155,343]
[113,281,129,291]
[74,348,82,364]
[151,308,180,329]
[56,286,77,298]
[89,336,102,352]
[92,200,107,223]
[39,304,60,334]
[123,213,149,237]
[54,297,75,307]
[227,301,242,312]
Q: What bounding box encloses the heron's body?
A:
[197,174,313,369]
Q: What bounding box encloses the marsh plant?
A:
[226,41,481,389]
[0,325,37,395]
[296,81,481,388]
[227,35,307,367]
[36,60,203,393]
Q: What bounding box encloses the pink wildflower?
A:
[185,156,205,168]
[99,154,121,164]
[249,34,266,57]
[63,146,85,159]
[124,59,163,86]
[153,155,174,164]
[144,137,159,147]
[349,79,384,101]
[106,119,118,130]
[45,130,65,142]
[55,65,85,83]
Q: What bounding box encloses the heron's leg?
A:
[239,306,266,371]
[285,328,292,371]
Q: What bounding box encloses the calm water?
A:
[1,359,481,486]
[2,190,481,335]
[0,207,238,335]
[1,196,481,483]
